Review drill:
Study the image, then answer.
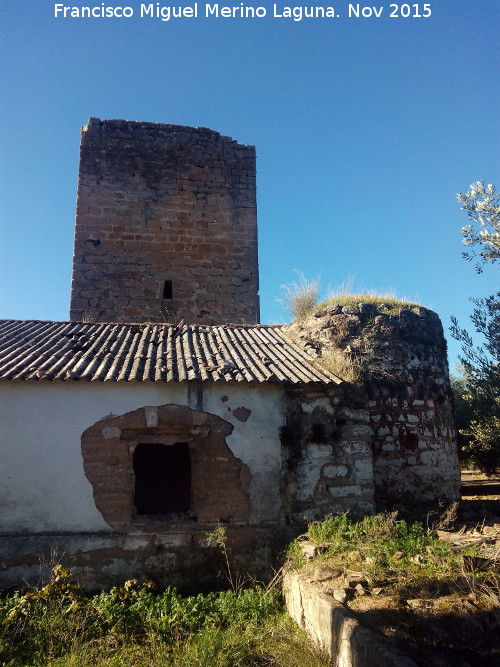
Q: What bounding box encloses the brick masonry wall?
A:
[81,404,251,530]
[286,304,460,507]
[70,118,259,324]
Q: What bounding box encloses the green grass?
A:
[290,512,458,571]
[0,568,328,667]
[287,513,498,602]
[317,294,422,316]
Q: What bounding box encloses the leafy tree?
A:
[451,182,499,474]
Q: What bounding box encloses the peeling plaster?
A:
[232,406,252,422]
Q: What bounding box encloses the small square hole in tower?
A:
[133,442,191,515]
[163,280,173,299]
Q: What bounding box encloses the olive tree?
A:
[458,181,499,270]
[451,182,499,473]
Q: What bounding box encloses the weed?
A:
[206,524,245,592]
[278,272,422,323]
[286,540,306,569]
[325,274,356,300]
[426,502,459,532]
[288,513,498,607]
[277,271,320,321]
[320,347,362,384]
[305,513,457,570]
[1,565,322,667]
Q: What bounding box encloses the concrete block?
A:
[283,571,418,666]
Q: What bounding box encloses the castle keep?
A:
[70,118,259,324]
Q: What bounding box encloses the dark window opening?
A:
[133,442,191,515]
[163,280,173,299]
[311,423,327,443]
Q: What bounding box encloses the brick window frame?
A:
[81,404,250,531]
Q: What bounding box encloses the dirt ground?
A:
[461,470,500,494]
[362,471,500,666]
[304,471,500,667]
[460,470,500,524]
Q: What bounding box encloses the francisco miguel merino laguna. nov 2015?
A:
[53,3,342,21]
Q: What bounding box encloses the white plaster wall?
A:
[0,381,285,532]
[201,386,285,523]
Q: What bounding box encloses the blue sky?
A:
[0,0,498,367]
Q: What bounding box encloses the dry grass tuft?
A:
[277,272,320,321]
[322,276,420,315]
[320,348,362,384]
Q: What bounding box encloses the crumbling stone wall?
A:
[70,118,259,324]
[281,385,375,522]
[286,303,460,508]
[82,394,377,535]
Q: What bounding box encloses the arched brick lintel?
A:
[81,404,251,531]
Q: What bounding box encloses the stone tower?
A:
[70,118,259,324]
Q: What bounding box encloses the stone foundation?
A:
[0,527,285,593]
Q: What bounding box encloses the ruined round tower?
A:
[287,302,460,508]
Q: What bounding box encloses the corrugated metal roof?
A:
[0,320,342,385]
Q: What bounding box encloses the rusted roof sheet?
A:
[0,320,342,385]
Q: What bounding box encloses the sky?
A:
[0,0,498,367]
